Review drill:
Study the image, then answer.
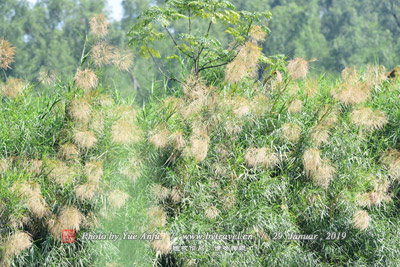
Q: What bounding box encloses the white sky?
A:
[27,0,123,21]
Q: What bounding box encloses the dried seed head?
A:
[363,65,387,88]
[22,159,43,175]
[205,205,219,220]
[148,128,170,149]
[171,186,183,204]
[225,41,261,83]
[288,98,303,114]
[151,184,170,202]
[250,25,266,42]
[58,143,79,161]
[12,181,49,218]
[303,148,322,177]
[4,232,32,259]
[304,78,319,97]
[352,210,370,230]
[350,107,388,130]
[112,48,134,71]
[232,96,251,117]
[89,111,105,133]
[1,78,25,98]
[312,159,336,189]
[108,190,129,209]
[73,130,97,149]
[74,69,98,91]
[47,160,76,186]
[49,206,84,239]
[287,57,309,79]
[332,81,371,105]
[172,131,186,150]
[311,126,330,146]
[281,123,301,143]
[75,182,98,201]
[38,69,58,85]
[90,14,108,38]
[68,98,92,124]
[111,118,141,144]
[0,39,16,69]
[85,161,103,183]
[245,147,279,169]
[151,232,171,255]
[91,42,114,67]
[148,206,166,229]
[184,131,210,162]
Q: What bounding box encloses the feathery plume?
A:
[352,210,370,230]
[281,123,301,143]
[287,57,309,79]
[225,41,261,83]
[38,69,58,85]
[341,67,359,82]
[73,130,97,149]
[304,78,319,97]
[250,25,266,42]
[91,42,114,67]
[47,160,76,186]
[111,118,141,144]
[22,159,43,175]
[311,126,330,146]
[232,96,251,117]
[0,39,16,69]
[350,107,388,130]
[4,232,32,259]
[184,130,210,161]
[303,148,322,177]
[288,98,303,114]
[171,186,183,204]
[205,205,219,220]
[75,182,98,201]
[90,14,108,38]
[12,181,49,218]
[148,128,170,149]
[150,232,172,255]
[68,97,92,125]
[148,206,166,229]
[332,81,371,105]
[311,159,336,189]
[112,48,134,71]
[85,161,103,183]
[151,184,170,202]
[1,78,25,98]
[108,190,129,209]
[172,131,186,150]
[48,206,84,239]
[74,69,98,91]
[363,65,387,88]
[245,147,279,169]
[89,111,105,133]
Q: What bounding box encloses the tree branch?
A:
[146,46,183,84]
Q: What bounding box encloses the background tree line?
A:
[1,0,400,101]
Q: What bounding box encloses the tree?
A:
[127,0,271,83]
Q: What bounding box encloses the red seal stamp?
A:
[62,229,76,243]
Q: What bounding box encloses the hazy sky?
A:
[27,0,124,21]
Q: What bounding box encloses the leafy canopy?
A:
[128,0,271,80]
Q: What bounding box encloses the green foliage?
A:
[128,0,271,80]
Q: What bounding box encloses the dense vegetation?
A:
[2,0,400,100]
[2,0,400,266]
